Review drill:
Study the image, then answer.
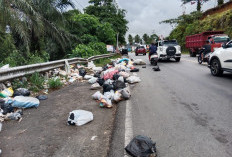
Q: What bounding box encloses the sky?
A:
[73,0,230,39]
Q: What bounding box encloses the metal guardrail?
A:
[0,53,116,83]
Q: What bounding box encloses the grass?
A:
[28,72,45,92]
[48,78,63,89]
[94,54,121,67]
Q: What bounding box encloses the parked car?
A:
[135,46,146,56]
[186,31,230,57]
[208,40,232,76]
[157,40,181,62]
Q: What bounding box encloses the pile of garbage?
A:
[89,58,141,108]
[67,58,143,126]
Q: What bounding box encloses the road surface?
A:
[110,54,232,157]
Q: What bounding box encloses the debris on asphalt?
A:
[11,96,40,109]
[13,88,30,97]
[133,59,146,65]
[36,95,48,100]
[67,110,93,126]
[142,66,146,68]
[153,65,160,71]
[125,135,157,157]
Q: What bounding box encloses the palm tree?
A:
[0,0,75,53]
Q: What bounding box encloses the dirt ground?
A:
[0,82,116,157]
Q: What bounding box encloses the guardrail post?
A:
[64,59,70,74]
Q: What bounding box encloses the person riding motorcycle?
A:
[149,42,157,60]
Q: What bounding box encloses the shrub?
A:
[48,78,63,89]
[29,72,45,92]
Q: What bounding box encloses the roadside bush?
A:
[48,78,63,89]
[29,72,45,92]
[12,79,28,90]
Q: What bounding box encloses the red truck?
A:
[185,31,230,57]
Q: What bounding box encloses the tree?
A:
[0,0,76,56]
[85,0,128,44]
[218,0,224,5]
[134,34,141,43]
[181,0,209,11]
[142,34,149,44]
[128,34,133,45]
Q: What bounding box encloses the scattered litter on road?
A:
[153,66,160,71]
[0,87,14,98]
[91,136,98,141]
[125,135,157,157]
[133,59,146,65]
[91,83,101,90]
[142,66,146,68]
[127,76,141,84]
[11,96,40,109]
[67,110,93,126]
[36,95,48,100]
[13,88,30,97]
[88,77,98,84]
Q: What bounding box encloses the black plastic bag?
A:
[13,88,30,97]
[36,95,48,100]
[94,72,101,78]
[97,78,105,86]
[113,74,120,80]
[103,65,108,71]
[103,84,114,93]
[79,68,87,77]
[113,80,126,90]
[125,135,156,157]
[130,68,140,72]
[0,99,14,115]
[153,66,160,71]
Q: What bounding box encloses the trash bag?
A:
[133,59,146,65]
[88,77,98,84]
[113,91,122,102]
[97,78,105,86]
[0,87,14,98]
[125,135,156,157]
[5,112,21,120]
[91,83,101,90]
[120,88,131,100]
[99,98,112,108]
[113,74,120,80]
[12,96,40,109]
[119,72,130,78]
[102,65,108,71]
[130,68,140,72]
[93,67,103,72]
[118,76,124,82]
[36,95,48,100]
[127,76,141,84]
[94,72,101,78]
[153,66,160,71]
[0,99,14,115]
[92,91,103,100]
[84,75,93,80]
[113,81,126,90]
[79,68,87,77]
[104,90,114,100]
[67,110,93,126]
[103,84,114,93]
[13,88,30,97]
[103,70,118,80]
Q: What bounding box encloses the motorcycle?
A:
[149,53,159,66]
[198,48,211,64]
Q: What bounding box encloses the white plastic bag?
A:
[88,61,96,69]
[91,83,101,90]
[120,87,131,100]
[133,59,146,65]
[0,64,9,70]
[118,76,124,82]
[88,77,98,84]
[92,91,103,100]
[67,110,93,126]
[84,75,93,80]
[113,91,122,102]
[104,90,114,100]
[119,72,130,78]
[93,67,103,72]
[127,76,141,84]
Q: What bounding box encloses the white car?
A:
[208,40,232,76]
[157,40,181,62]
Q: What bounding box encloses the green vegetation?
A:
[48,78,63,89]
[29,72,45,92]
[0,0,127,67]
[163,10,232,51]
[94,54,121,67]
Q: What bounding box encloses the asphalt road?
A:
[109,53,232,157]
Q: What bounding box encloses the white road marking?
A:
[124,99,133,157]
